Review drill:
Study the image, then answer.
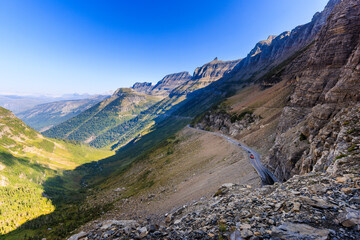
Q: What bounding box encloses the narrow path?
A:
[187,126,278,185]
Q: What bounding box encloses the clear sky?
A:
[0,0,329,96]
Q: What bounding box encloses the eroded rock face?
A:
[171,58,241,96]
[194,110,260,137]
[266,0,360,181]
[227,0,340,84]
[193,58,241,82]
[150,72,192,96]
[132,82,153,94]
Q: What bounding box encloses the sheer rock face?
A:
[131,82,153,95]
[266,0,360,181]
[228,0,341,82]
[192,58,241,82]
[150,72,192,96]
[171,58,241,96]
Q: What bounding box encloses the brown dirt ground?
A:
[81,127,260,230]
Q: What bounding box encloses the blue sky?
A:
[0,0,328,96]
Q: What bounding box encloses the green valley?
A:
[0,107,113,236]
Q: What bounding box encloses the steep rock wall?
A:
[266,0,360,181]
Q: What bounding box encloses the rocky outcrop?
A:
[150,72,192,96]
[266,0,360,181]
[132,82,153,94]
[193,109,260,137]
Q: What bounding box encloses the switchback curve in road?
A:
[187,126,278,185]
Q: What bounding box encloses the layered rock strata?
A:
[266,0,360,181]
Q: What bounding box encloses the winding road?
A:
[187,126,278,185]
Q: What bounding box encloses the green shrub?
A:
[346,129,355,134]
[336,154,348,159]
[348,144,357,152]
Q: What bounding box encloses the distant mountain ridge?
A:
[130,72,192,96]
[43,88,162,148]
[222,0,341,85]
[131,82,153,94]
[150,71,192,96]
[0,93,106,114]
[17,95,109,132]
[171,58,241,96]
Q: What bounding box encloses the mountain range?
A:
[43,58,241,149]
[2,0,360,239]
[16,95,109,132]
[0,93,106,114]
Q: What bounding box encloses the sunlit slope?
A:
[0,107,112,235]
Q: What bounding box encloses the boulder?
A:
[272,222,330,240]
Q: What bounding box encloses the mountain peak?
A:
[112,88,134,96]
[150,71,192,96]
[192,58,241,81]
[131,82,153,94]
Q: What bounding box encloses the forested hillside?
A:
[17,95,108,132]
[0,107,112,235]
[43,89,161,148]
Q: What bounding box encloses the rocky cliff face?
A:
[193,109,261,137]
[150,72,192,96]
[131,82,153,94]
[265,0,360,181]
[171,58,241,96]
[227,0,341,83]
[192,58,240,81]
